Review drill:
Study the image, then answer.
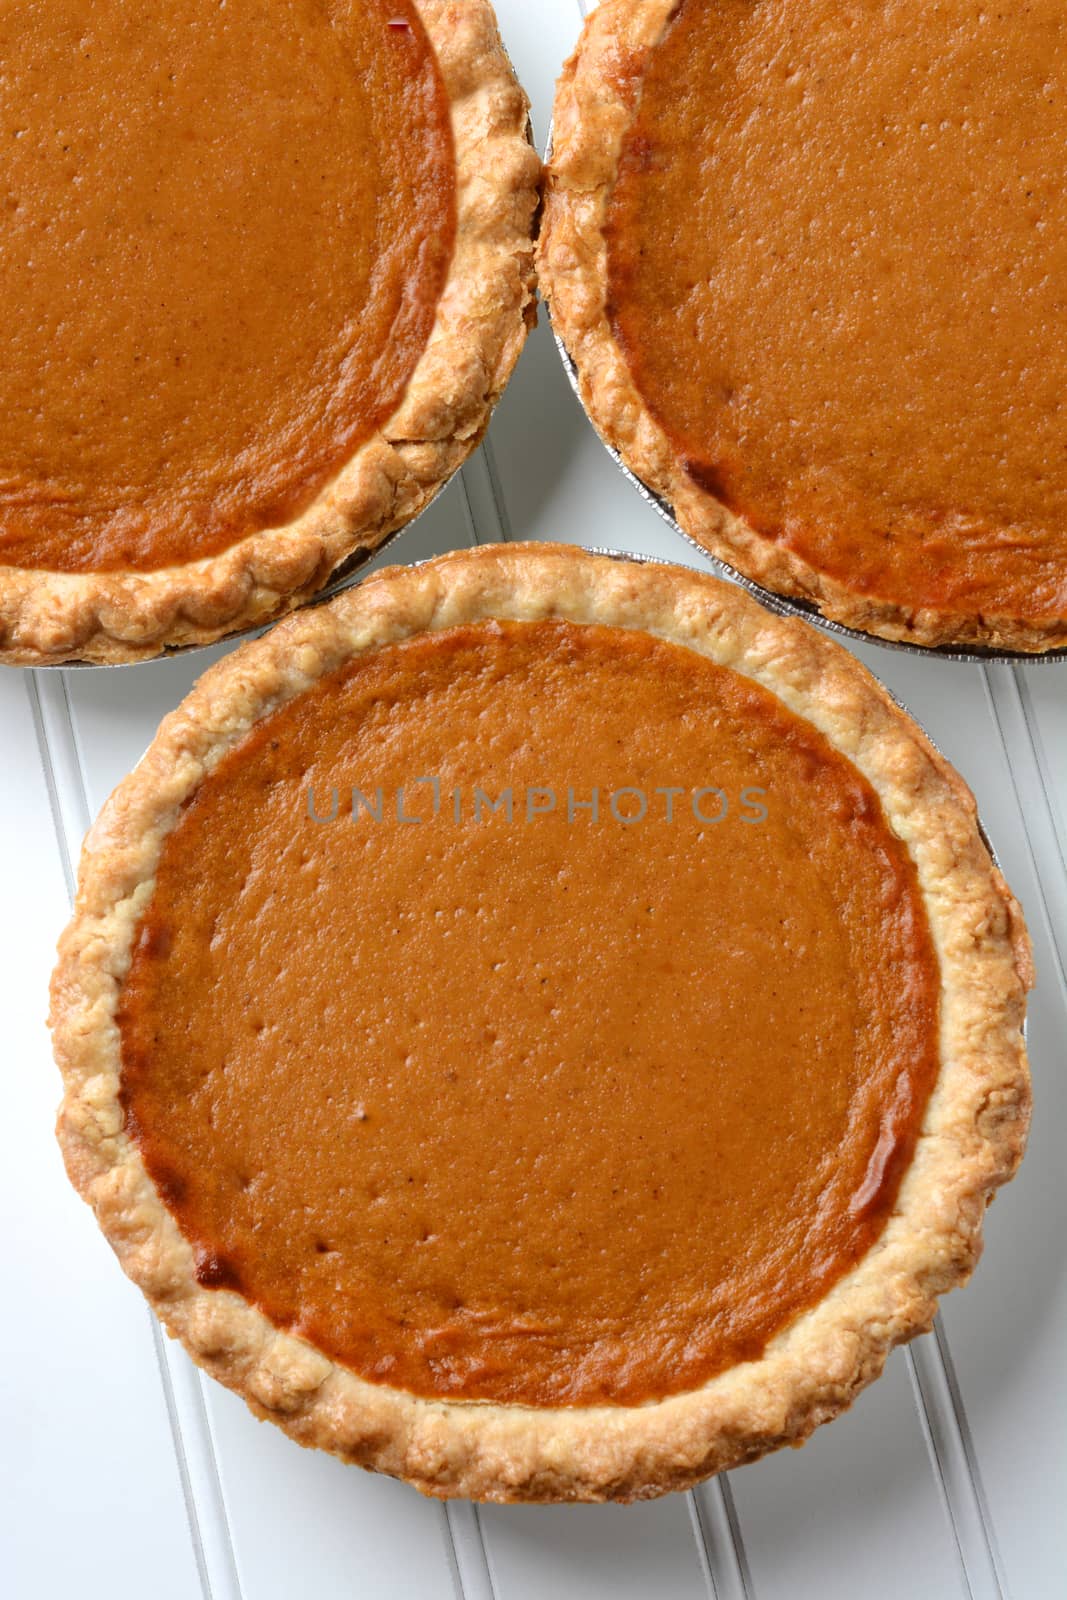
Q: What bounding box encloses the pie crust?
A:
[0,1,539,667]
[51,543,1032,1502]
[538,0,1067,654]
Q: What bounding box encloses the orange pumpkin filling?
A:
[0,0,454,574]
[116,617,940,1408]
[118,618,940,1406]
[606,0,1067,624]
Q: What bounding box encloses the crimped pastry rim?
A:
[554,331,1067,669]
[0,0,540,666]
[50,542,1033,1502]
[537,0,1067,655]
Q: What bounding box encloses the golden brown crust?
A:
[51,542,1032,1501]
[538,0,1067,654]
[0,0,540,667]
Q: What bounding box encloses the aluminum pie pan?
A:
[542,116,1067,666]
[552,323,1067,666]
[37,85,538,672]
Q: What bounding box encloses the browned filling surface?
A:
[118,619,940,1407]
[606,0,1067,624]
[0,0,454,574]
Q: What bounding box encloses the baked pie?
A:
[51,544,1031,1501]
[540,0,1067,651]
[0,0,538,663]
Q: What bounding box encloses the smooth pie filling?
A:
[606,0,1067,626]
[0,0,454,573]
[118,619,941,1407]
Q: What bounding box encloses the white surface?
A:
[3,2,1065,1596]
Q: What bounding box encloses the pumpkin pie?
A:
[51,544,1032,1501]
[540,0,1067,652]
[0,0,538,664]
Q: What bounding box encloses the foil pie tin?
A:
[551,325,1067,668]
[39,89,538,672]
[542,122,1067,666]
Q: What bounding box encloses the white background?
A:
[3,3,1065,1596]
